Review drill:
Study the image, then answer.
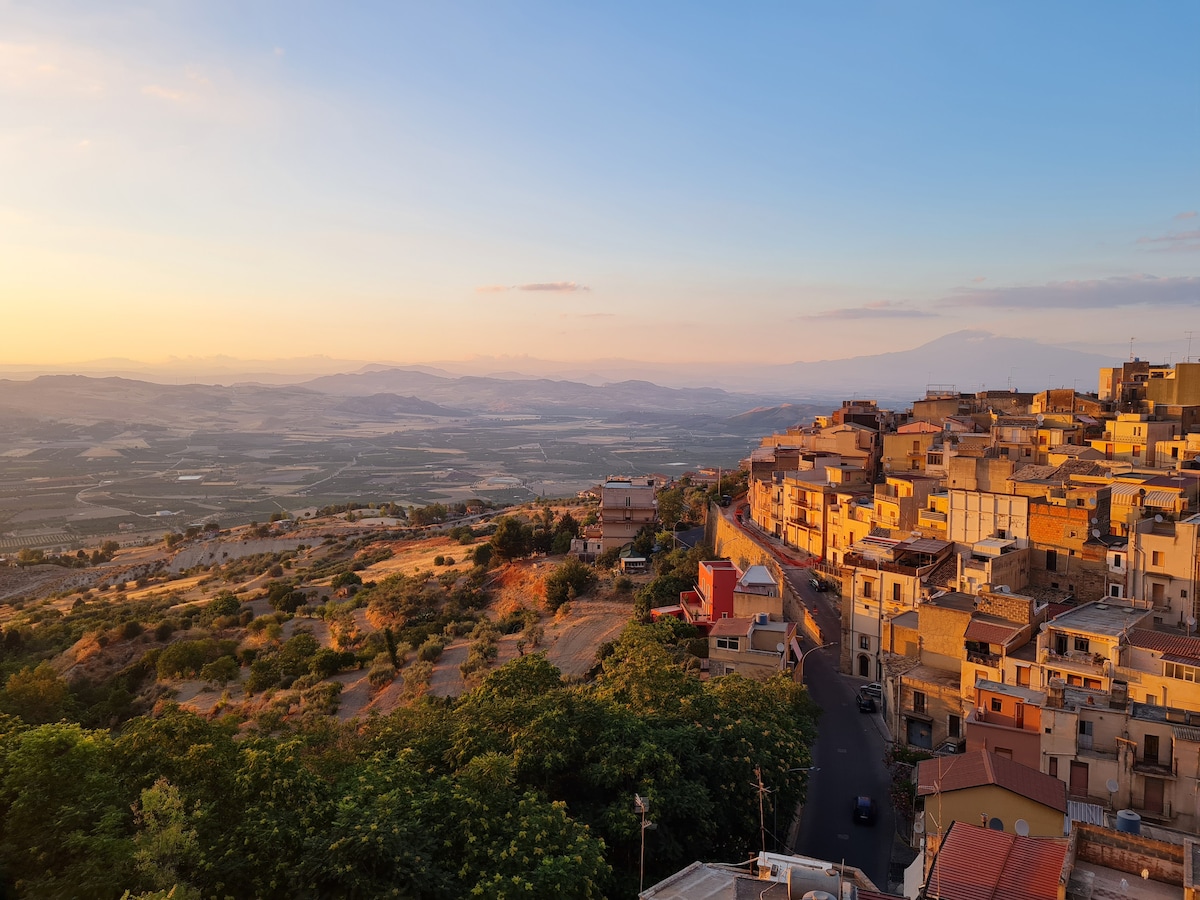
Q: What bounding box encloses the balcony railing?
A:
[1041,649,1111,675]
[1132,758,1177,778]
[967,652,1002,668]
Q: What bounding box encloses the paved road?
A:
[722,500,895,889]
[793,641,895,890]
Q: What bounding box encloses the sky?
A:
[1,1,1198,370]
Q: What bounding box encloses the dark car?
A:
[852,796,877,825]
[856,692,876,713]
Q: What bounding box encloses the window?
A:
[1113,554,1122,568]
[1079,720,1093,737]
[1046,549,1058,572]
[862,581,872,599]
[625,497,630,507]
[859,635,870,650]
[715,636,740,651]
[1165,661,1200,683]
[913,440,921,452]
[1024,447,1032,457]
[913,691,926,714]
[1049,757,1058,777]
[990,697,1003,712]
[1152,551,1163,567]
[1144,734,1160,764]
[1016,666,1030,686]
[948,715,961,738]
[893,583,901,603]
[1074,637,1090,653]
[1110,585,1121,597]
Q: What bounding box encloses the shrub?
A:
[544,557,597,611]
[199,655,239,685]
[417,637,445,662]
[367,653,396,690]
[433,555,445,566]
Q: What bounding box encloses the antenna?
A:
[1129,337,1135,362]
[1187,330,1195,363]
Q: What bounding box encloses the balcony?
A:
[1041,648,1111,676]
[966,652,1002,668]
[1132,757,1176,778]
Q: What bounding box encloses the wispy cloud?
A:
[1136,229,1200,253]
[141,83,185,102]
[1175,211,1197,220]
[799,300,935,321]
[941,274,1200,310]
[476,281,590,293]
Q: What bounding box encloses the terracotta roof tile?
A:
[708,618,751,637]
[964,617,1023,647]
[1129,628,1200,662]
[925,822,1068,900]
[916,749,1067,813]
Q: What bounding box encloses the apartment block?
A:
[599,477,657,552]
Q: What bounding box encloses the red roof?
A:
[963,617,1023,647]
[1129,628,1200,663]
[708,618,751,637]
[926,822,1068,900]
[917,750,1067,813]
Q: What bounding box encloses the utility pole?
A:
[635,794,652,893]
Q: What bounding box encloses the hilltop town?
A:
[3,359,1200,898]
[642,358,1200,898]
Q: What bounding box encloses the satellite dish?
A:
[913,819,925,834]
[1106,778,1119,793]
[1036,414,1045,425]
[988,817,1004,831]
[1015,819,1030,837]
[777,643,785,653]
[1155,514,1164,523]
[1092,529,1101,538]
[1091,517,1098,524]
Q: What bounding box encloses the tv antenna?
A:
[1129,337,1135,361]
[1187,330,1196,363]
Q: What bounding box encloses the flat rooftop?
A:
[1047,601,1151,637]
[975,679,1046,705]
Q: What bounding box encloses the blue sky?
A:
[1,1,1197,368]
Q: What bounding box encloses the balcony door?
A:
[1069,760,1089,797]
[1144,777,1164,815]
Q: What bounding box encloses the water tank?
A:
[1115,809,1142,835]
[754,612,769,625]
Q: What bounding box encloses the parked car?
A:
[856,692,876,713]
[852,796,877,825]
[808,577,825,591]
[860,682,883,700]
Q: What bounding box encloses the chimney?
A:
[1109,681,1129,710]
[1047,677,1066,709]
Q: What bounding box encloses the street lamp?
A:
[797,642,837,684]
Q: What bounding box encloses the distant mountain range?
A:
[0,332,1125,430]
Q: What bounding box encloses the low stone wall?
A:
[1075,823,1184,885]
[708,503,823,643]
